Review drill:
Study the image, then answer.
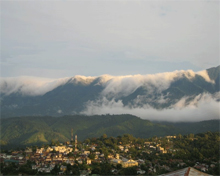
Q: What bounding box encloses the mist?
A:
[81,92,220,122]
[0,76,99,96]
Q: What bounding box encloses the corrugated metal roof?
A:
[160,167,212,176]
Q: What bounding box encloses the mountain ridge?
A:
[0,66,219,119]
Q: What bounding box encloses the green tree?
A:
[51,164,60,175]
[88,153,96,160]
[103,134,107,139]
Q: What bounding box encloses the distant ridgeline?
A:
[1,114,219,147]
[0,65,219,117]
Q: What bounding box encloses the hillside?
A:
[1,114,219,147]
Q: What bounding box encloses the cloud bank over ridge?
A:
[0,77,70,96]
[1,68,219,122]
[0,69,214,96]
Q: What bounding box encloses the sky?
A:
[1,0,219,79]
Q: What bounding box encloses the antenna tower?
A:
[75,135,78,151]
[71,128,73,142]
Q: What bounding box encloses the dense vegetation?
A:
[1,114,219,149]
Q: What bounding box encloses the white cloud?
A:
[0,68,214,97]
[101,69,214,98]
[81,92,220,122]
[0,76,70,96]
[197,70,215,84]
[69,75,96,85]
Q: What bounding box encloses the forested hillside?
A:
[1,114,219,148]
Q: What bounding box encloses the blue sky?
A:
[1,0,219,78]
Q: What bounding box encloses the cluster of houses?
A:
[0,152,26,166]
[0,135,217,175]
[0,141,160,174]
[194,162,216,173]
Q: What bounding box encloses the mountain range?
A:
[1,66,219,120]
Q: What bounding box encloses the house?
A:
[70,160,75,165]
[36,148,44,154]
[158,147,167,154]
[111,168,117,172]
[159,167,211,176]
[95,155,99,159]
[86,159,91,165]
[100,154,104,158]
[49,164,55,170]
[118,145,124,151]
[32,165,38,170]
[108,154,114,159]
[53,146,67,153]
[161,165,171,171]
[210,164,215,168]
[18,155,24,160]
[122,159,138,168]
[178,162,186,167]
[144,142,151,145]
[137,168,146,174]
[201,167,208,172]
[0,153,6,158]
[44,167,51,173]
[79,170,91,176]
[63,157,68,162]
[38,168,44,172]
[78,159,83,164]
[19,159,27,165]
[46,147,53,152]
[25,148,33,154]
[91,146,96,151]
[95,152,100,155]
[149,145,156,150]
[149,166,156,173]
[115,153,120,159]
[166,136,176,139]
[5,155,12,159]
[45,156,52,162]
[110,159,122,166]
[124,148,129,153]
[84,151,90,155]
[137,159,145,165]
